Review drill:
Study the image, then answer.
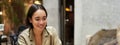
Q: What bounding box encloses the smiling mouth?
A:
[38,25,44,28]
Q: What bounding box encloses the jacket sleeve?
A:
[53,33,62,45]
[50,27,62,45]
[17,35,27,45]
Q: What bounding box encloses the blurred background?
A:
[0,0,74,45]
[0,0,120,45]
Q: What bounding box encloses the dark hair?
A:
[26,4,47,28]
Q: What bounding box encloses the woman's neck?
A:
[34,35,42,45]
[32,28,43,45]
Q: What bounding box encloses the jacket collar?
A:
[29,28,49,41]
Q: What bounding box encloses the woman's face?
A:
[29,9,47,31]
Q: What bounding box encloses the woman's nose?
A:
[39,20,44,24]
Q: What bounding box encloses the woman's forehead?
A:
[32,9,47,17]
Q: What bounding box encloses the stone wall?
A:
[75,0,120,45]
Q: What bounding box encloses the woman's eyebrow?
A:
[35,16,46,18]
[35,17,40,19]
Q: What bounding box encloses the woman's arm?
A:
[53,32,62,45]
[50,27,62,45]
[17,35,27,45]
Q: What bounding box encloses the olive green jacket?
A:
[18,26,62,45]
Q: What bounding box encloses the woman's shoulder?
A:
[46,26,56,30]
[19,28,30,36]
[46,26,58,35]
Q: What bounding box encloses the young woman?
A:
[18,4,62,45]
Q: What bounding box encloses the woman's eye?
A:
[35,18,40,21]
[43,18,46,20]
[42,16,47,20]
